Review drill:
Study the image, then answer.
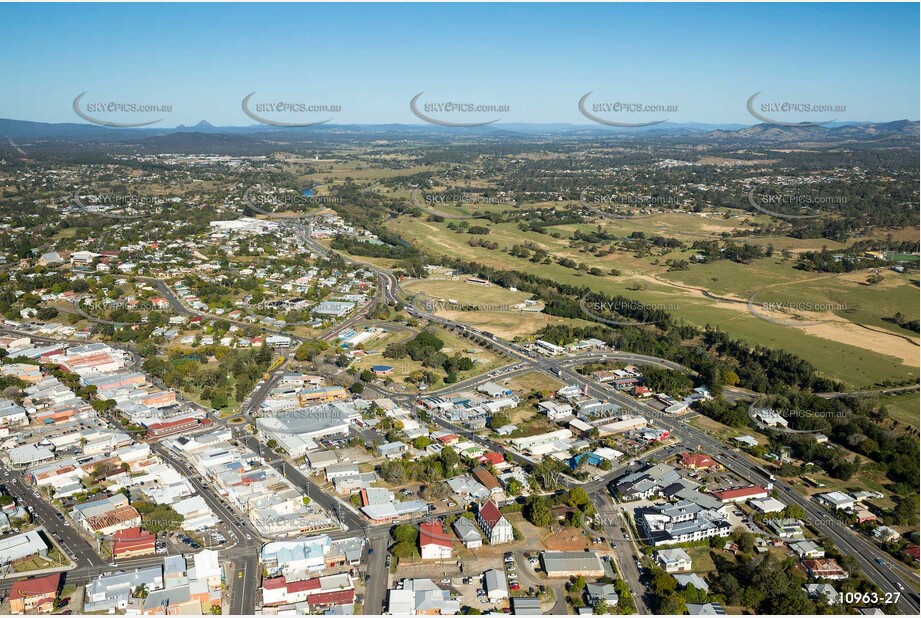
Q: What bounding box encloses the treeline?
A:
[330,234,419,260]
[690,240,772,264]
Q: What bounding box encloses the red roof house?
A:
[9,573,60,614]
[680,452,719,470]
[112,527,156,558]
[711,486,769,503]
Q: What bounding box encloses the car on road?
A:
[109,562,118,567]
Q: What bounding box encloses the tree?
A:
[294,339,328,362]
[524,496,552,527]
[390,541,417,560]
[566,487,590,509]
[891,494,920,526]
[392,523,419,545]
[658,593,687,615]
[349,382,365,394]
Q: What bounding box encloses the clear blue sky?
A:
[1,2,918,126]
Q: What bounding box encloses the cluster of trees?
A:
[695,399,752,429]
[389,524,421,562]
[294,339,329,362]
[690,240,770,264]
[760,393,919,489]
[640,366,695,398]
[384,331,474,381]
[522,487,594,528]
[468,237,500,250]
[378,446,464,485]
[143,344,273,409]
[330,233,419,260]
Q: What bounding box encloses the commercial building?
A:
[540,551,605,578]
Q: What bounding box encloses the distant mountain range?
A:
[0,117,917,148]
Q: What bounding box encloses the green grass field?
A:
[879,392,920,429]
[388,214,919,389]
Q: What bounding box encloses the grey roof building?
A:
[687,602,726,615]
[511,597,543,615]
[452,516,484,548]
[541,551,605,577]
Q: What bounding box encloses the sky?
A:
[0,2,918,127]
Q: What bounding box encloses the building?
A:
[586,583,620,607]
[816,491,857,511]
[484,569,509,602]
[687,602,726,615]
[0,530,49,566]
[679,452,719,470]
[83,566,164,613]
[477,500,514,545]
[387,579,460,615]
[452,517,483,549]
[753,409,789,428]
[306,450,339,470]
[805,583,838,605]
[112,527,156,559]
[710,485,769,504]
[540,551,605,578]
[377,441,407,459]
[803,558,849,580]
[511,597,542,615]
[472,467,502,496]
[656,548,692,573]
[638,500,732,546]
[674,574,709,592]
[420,521,453,560]
[750,497,786,514]
[478,382,513,398]
[789,540,825,559]
[538,401,574,421]
[9,573,60,615]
